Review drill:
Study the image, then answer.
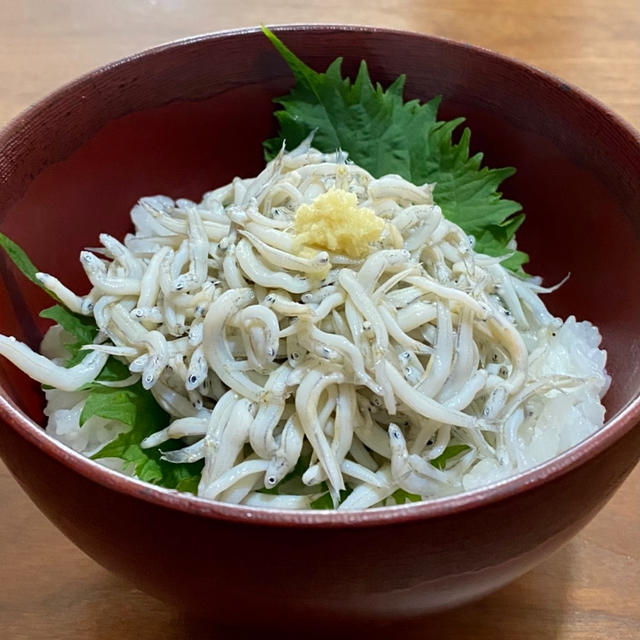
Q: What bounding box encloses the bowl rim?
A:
[1,23,639,529]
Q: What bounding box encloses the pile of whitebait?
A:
[0,140,609,509]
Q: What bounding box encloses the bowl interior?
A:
[1,26,640,474]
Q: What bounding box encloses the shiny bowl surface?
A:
[1,25,639,627]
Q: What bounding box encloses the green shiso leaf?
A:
[310,486,353,510]
[392,489,422,505]
[88,381,203,489]
[0,232,45,289]
[39,304,99,367]
[0,233,199,490]
[261,26,527,270]
[430,444,471,470]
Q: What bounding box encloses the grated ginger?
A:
[294,188,385,259]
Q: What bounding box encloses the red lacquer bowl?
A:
[1,25,639,628]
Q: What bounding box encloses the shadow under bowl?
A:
[1,25,639,627]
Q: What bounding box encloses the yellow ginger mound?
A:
[294,188,385,259]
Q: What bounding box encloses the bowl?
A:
[1,25,639,628]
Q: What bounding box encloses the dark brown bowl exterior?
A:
[1,26,639,626]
